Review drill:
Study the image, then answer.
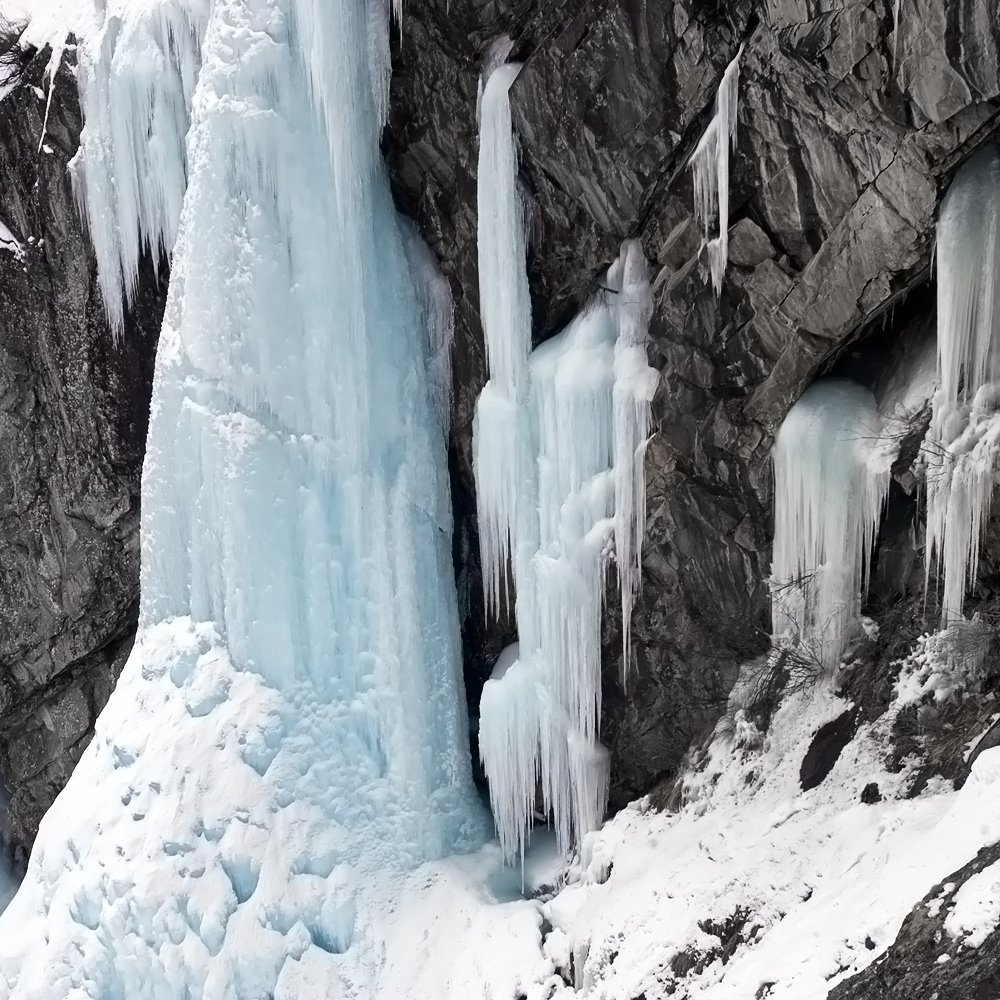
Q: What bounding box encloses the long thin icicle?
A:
[474,56,531,614]
[923,145,1000,623]
[770,379,890,670]
[690,47,742,296]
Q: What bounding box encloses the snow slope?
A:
[515,647,1000,1000]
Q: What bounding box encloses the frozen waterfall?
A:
[923,145,1000,623]
[770,379,890,670]
[473,58,658,861]
[0,0,484,996]
[690,48,742,296]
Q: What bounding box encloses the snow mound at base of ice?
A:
[0,619,503,999]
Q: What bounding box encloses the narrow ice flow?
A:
[690,48,742,296]
[923,145,1000,623]
[0,0,484,996]
[474,55,532,613]
[473,59,657,861]
[771,379,889,670]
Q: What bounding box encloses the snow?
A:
[502,649,1000,999]
[0,217,23,257]
[946,858,1000,948]
[0,0,490,993]
[690,48,741,295]
[924,144,1000,623]
[770,379,889,669]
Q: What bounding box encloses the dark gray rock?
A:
[830,841,1000,1000]
[0,46,163,880]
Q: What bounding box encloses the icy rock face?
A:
[386,0,1000,806]
[0,0,483,993]
[923,145,1000,624]
[473,51,657,859]
[0,44,163,891]
[770,379,889,671]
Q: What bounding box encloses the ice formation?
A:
[0,0,485,995]
[923,145,1000,623]
[473,52,658,864]
[770,379,890,669]
[690,47,742,295]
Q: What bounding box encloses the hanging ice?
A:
[472,48,658,864]
[472,54,533,615]
[770,379,890,670]
[923,145,1000,623]
[690,48,742,296]
[0,0,484,995]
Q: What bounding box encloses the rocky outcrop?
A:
[386,0,1000,806]
[0,45,163,888]
[831,840,1000,999]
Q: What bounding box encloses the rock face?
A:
[830,841,1000,999]
[0,47,163,887]
[386,0,1000,806]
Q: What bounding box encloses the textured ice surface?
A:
[0,0,487,994]
[472,52,657,864]
[474,238,657,860]
[923,145,1000,623]
[770,379,889,669]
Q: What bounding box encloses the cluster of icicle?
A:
[690,48,742,296]
[473,54,659,862]
[770,380,891,670]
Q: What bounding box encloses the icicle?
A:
[613,239,658,669]
[770,379,890,670]
[690,47,742,296]
[477,56,530,395]
[473,49,532,614]
[70,1,208,335]
[923,145,1000,623]
[475,230,654,860]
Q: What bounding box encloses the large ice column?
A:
[770,379,890,670]
[472,55,657,859]
[690,48,742,296]
[0,0,482,995]
[923,145,1000,623]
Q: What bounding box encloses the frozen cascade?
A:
[690,47,741,296]
[473,51,658,864]
[771,379,890,670]
[923,145,1000,623]
[0,0,485,996]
